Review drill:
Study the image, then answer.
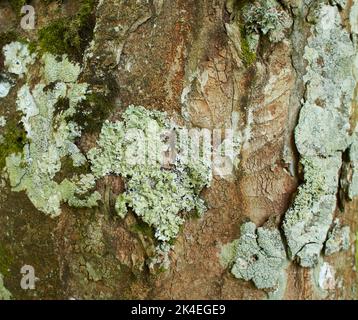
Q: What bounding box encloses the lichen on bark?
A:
[283,3,356,268]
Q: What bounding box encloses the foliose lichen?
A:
[229,222,287,290]
[219,239,239,268]
[225,0,291,66]
[283,156,342,267]
[324,220,350,256]
[0,273,11,300]
[0,117,5,128]
[283,4,357,267]
[88,106,212,261]
[242,0,292,48]
[0,74,12,98]
[4,42,100,217]
[2,41,36,77]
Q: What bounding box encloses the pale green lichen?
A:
[4,43,100,217]
[0,117,5,128]
[283,4,357,268]
[219,239,239,268]
[88,106,212,254]
[0,75,12,98]
[332,0,347,8]
[225,0,291,66]
[230,222,287,290]
[2,41,36,77]
[350,0,358,35]
[0,273,11,300]
[283,156,341,267]
[324,220,350,256]
[242,0,292,47]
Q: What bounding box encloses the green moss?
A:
[130,221,155,240]
[0,117,28,170]
[0,31,29,50]
[37,18,76,56]
[54,156,91,183]
[37,0,96,61]
[72,92,116,133]
[0,245,13,276]
[239,26,256,66]
[9,0,27,15]
[0,31,18,49]
[226,0,250,15]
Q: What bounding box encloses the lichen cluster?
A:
[88,106,212,255]
[283,156,342,267]
[0,273,11,300]
[0,74,12,98]
[283,4,356,267]
[3,41,35,77]
[225,0,291,66]
[223,2,357,290]
[36,0,96,61]
[3,42,100,217]
[242,0,292,48]
[229,222,287,290]
[324,221,350,256]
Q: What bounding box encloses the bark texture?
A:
[0,0,357,300]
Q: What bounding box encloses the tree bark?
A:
[0,0,357,300]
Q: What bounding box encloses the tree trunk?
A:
[0,0,357,300]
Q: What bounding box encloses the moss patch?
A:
[72,92,116,133]
[240,27,257,66]
[37,0,96,61]
[0,245,13,276]
[9,0,27,15]
[0,31,18,50]
[54,156,91,183]
[0,117,28,171]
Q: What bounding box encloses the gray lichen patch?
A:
[294,5,355,158]
[88,106,212,266]
[0,273,11,300]
[324,220,350,256]
[283,156,341,267]
[229,222,287,290]
[242,0,292,48]
[283,4,357,268]
[219,239,239,268]
[225,0,291,67]
[2,41,36,78]
[0,75,12,98]
[4,43,100,217]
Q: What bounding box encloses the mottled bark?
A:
[0,0,357,300]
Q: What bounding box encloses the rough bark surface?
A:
[0,0,357,300]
